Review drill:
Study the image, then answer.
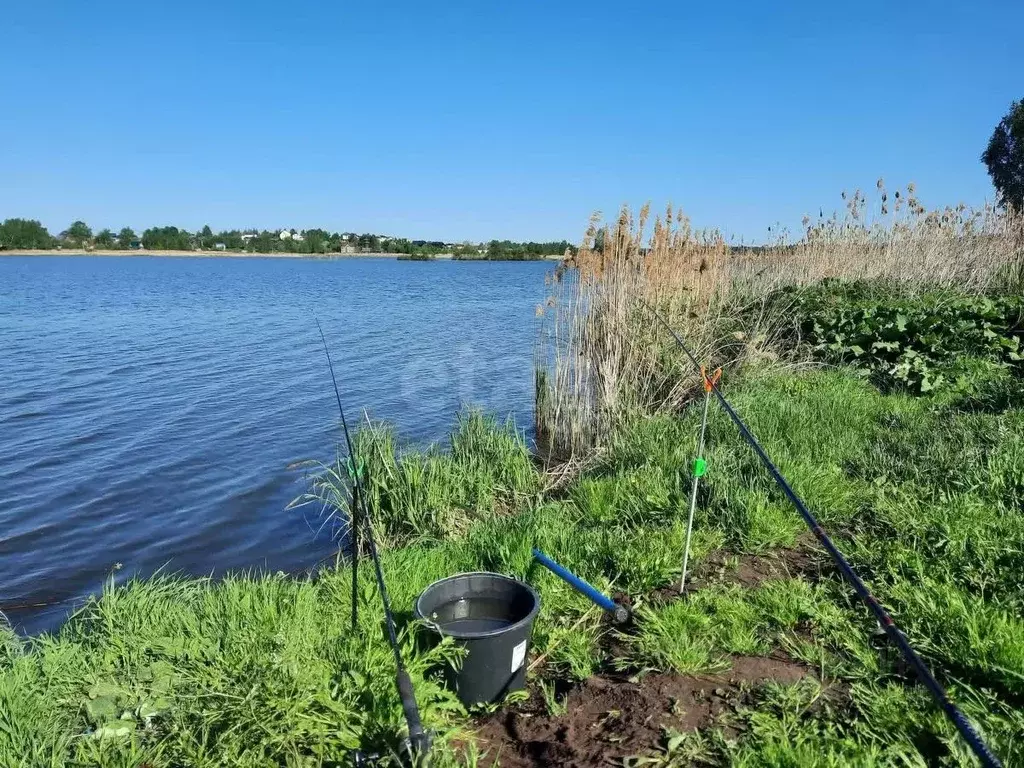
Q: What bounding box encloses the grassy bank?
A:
[3,360,1023,765]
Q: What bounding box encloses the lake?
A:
[0,256,550,633]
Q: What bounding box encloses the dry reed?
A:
[535,184,1024,460]
[742,181,1024,292]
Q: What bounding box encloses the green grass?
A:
[3,362,1024,765]
[294,410,540,548]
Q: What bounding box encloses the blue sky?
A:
[2,1,1021,243]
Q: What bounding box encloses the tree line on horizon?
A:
[0,218,575,260]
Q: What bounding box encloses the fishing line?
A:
[315,319,430,761]
[641,300,1003,768]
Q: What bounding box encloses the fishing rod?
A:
[315,319,430,763]
[531,548,631,624]
[641,300,1003,768]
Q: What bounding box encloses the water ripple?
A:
[0,255,548,633]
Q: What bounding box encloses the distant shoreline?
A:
[0,249,563,261]
[0,249,403,259]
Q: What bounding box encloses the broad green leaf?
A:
[93,720,136,739]
[88,681,123,701]
[85,696,118,723]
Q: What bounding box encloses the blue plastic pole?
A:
[532,548,630,623]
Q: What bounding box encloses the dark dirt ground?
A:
[688,537,824,589]
[473,653,813,768]
[468,542,830,767]
[642,537,823,609]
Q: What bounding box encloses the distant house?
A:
[214,243,227,251]
[241,233,258,242]
[279,230,292,240]
[291,232,304,243]
[339,243,357,254]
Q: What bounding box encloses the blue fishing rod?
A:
[315,320,430,763]
[642,300,1002,768]
[532,548,631,624]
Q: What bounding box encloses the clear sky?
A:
[2,1,1021,243]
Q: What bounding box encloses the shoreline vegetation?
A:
[3,185,1024,766]
[0,249,564,261]
[0,218,576,261]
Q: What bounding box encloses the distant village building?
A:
[279,230,292,240]
[214,243,227,251]
[291,232,304,243]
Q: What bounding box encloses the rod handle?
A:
[397,669,430,759]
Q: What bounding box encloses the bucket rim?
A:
[414,571,541,640]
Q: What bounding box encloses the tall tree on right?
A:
[982,98,1024,212]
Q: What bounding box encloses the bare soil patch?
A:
[646,537,825,605]
[472,652,812,768]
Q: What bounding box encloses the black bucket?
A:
[415,572,541,707]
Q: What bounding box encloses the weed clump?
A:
[780,281,1024,393]
[294,410,539,548]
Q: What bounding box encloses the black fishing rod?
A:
[315,320,430,762]
[641,300,1003,768]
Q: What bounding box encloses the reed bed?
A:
[535,184,1024,459]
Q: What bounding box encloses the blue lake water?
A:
[0,256,550,633]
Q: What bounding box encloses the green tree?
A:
[0,218,54,249]
[198,224,214,249]
[982,98,1024,212]
[301,228,330,253]
[357,233,381,251]
[142,226,192,250]
[63,220,92,246]
[387,237,412,254]
[483,239,571,260]
[117,227,137,249]
[215,229,245,250]
[244,230,278,253]
[94,228,115,248]
[451,241,482,258]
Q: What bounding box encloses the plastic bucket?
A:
[415,572,541,707]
